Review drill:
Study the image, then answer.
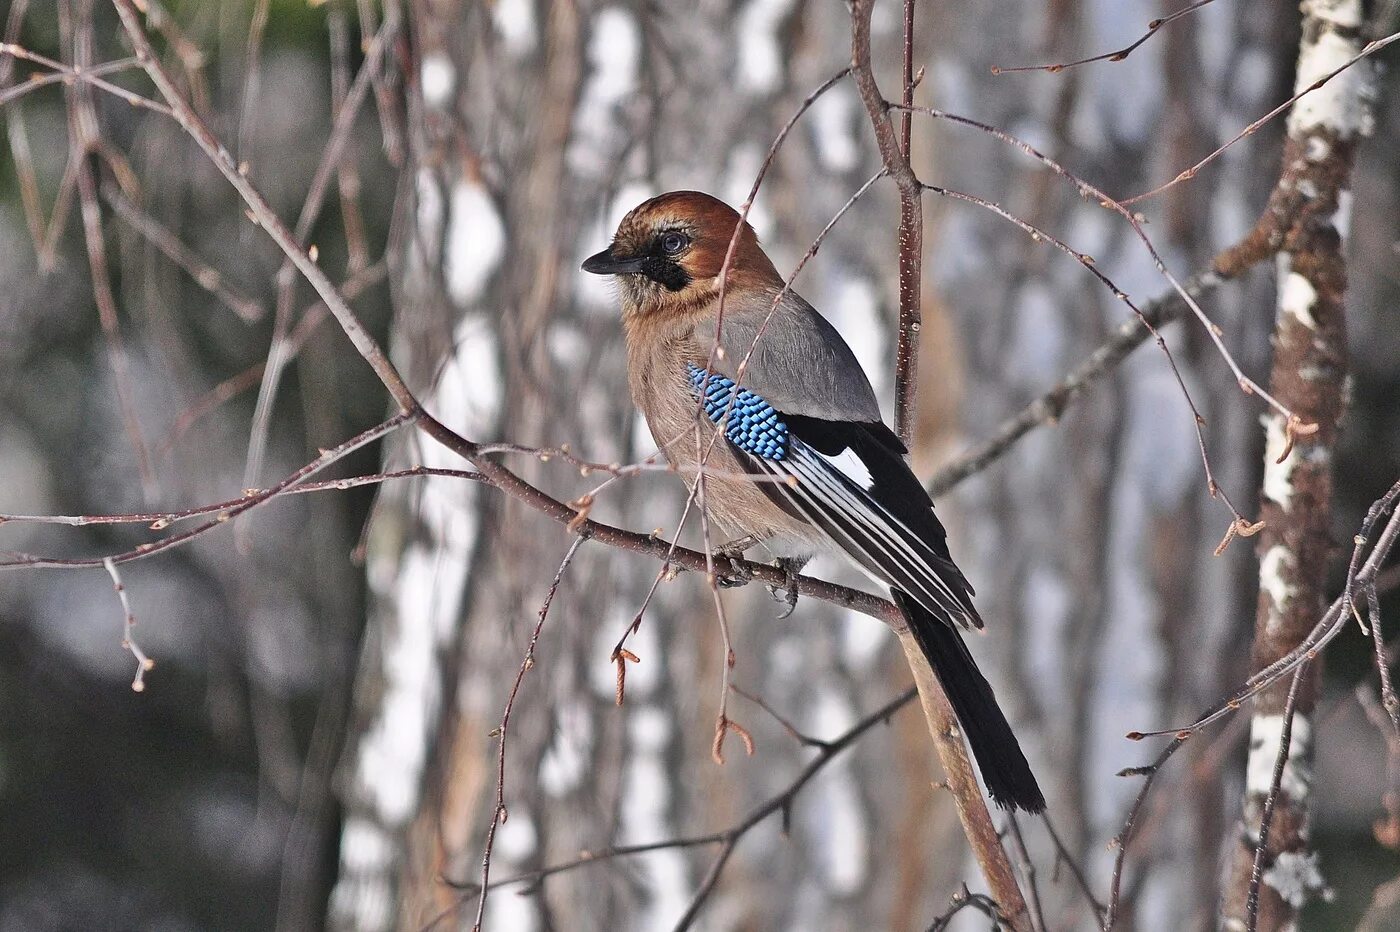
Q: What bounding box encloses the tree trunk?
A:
[1220,1,1377,928]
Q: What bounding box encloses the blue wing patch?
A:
[686,364,789,460]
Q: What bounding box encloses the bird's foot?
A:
[766,556,808,618]
[713,555,753,589]
[710,542,755,589]
[711,535,763,589]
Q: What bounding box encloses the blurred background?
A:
[0,0,1397,930]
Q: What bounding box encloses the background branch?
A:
[851,1,1030,926]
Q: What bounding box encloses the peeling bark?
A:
[1220,2,1377,928]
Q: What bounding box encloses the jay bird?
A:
[583,190,1045,813]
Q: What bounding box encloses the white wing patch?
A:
[817,447,874,490]
[744,438,979,628]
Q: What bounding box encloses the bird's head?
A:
[582,191,781,316]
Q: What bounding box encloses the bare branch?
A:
[1108,479,1400,927]
[0,56,139,108]
[927,884,1007,930]
[927,270,1215,498]
[846,4,1032,923]
[0,41,173,116]
[241,12,397,490]
[65,5,158,501]
[447,687,918,906]
[0,413,415,570]
[0,465,486,530]
[1245,665,1309,931]
[917,182,1255,533]
[850,0,922,442]
[1123,30,1398,205]
[472,535,587,932]
[112,0,418,415]
[102,181,265,322]
[892,102,1300,428]
[993,0,1219,74]
[102,556,154,691]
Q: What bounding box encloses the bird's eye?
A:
[660,232,689,255]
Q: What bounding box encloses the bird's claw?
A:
[767,583,799,618]
[713,553,753,589]
[766,558,803,618]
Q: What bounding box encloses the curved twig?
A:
[447,687,917,901]
[472,535,588,932]
[992,1,1219,75]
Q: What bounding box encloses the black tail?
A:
[893,590,1046,813]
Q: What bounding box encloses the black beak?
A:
[582,247,646,275]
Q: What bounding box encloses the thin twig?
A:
[927,884,1006,931]
[1130,501,1400,741]
[0,0,31,89]
[154,259,388,455]
[234,0,271,173]
[328,9,370,274]
[1006,813,1048,932]
[0,42,174,116]
[5,101,44,253]
[102,556,154,691]
[0,56,138,107]
[102,181,264,322]
[918,182,1255,535]
[925,271,1214,498]
[893,0,922,442]
[673,837,740,931]
[1353,482,1400,734]
[1042,812,1107,922]
[0,465,485,530]
[992,0,1219,74]
[138,0,210,113]
[892,102,1301,427]
[38,141,80,272]
[65,7,159,501]
[1245,665,1308,931]
[472,534,587,932]
[692,429,751,767]
[731,683,832,749]
[1106,482,1400,927]
[0,414,415,570]
[708,65,850,342]
[356,0,404,165]
[112,0,418,413]
[1121,31,1399,205]
[449,687,917,899]
[1356,679,1400,853]
[851,0,922,442]
[1103,736,1183,929]
[241,11,396,492]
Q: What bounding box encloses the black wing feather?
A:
[784,415,961,565]
[744,413,982,630]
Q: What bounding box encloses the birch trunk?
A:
[1219,1,1377,928]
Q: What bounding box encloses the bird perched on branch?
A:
[582,190,1045,813]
